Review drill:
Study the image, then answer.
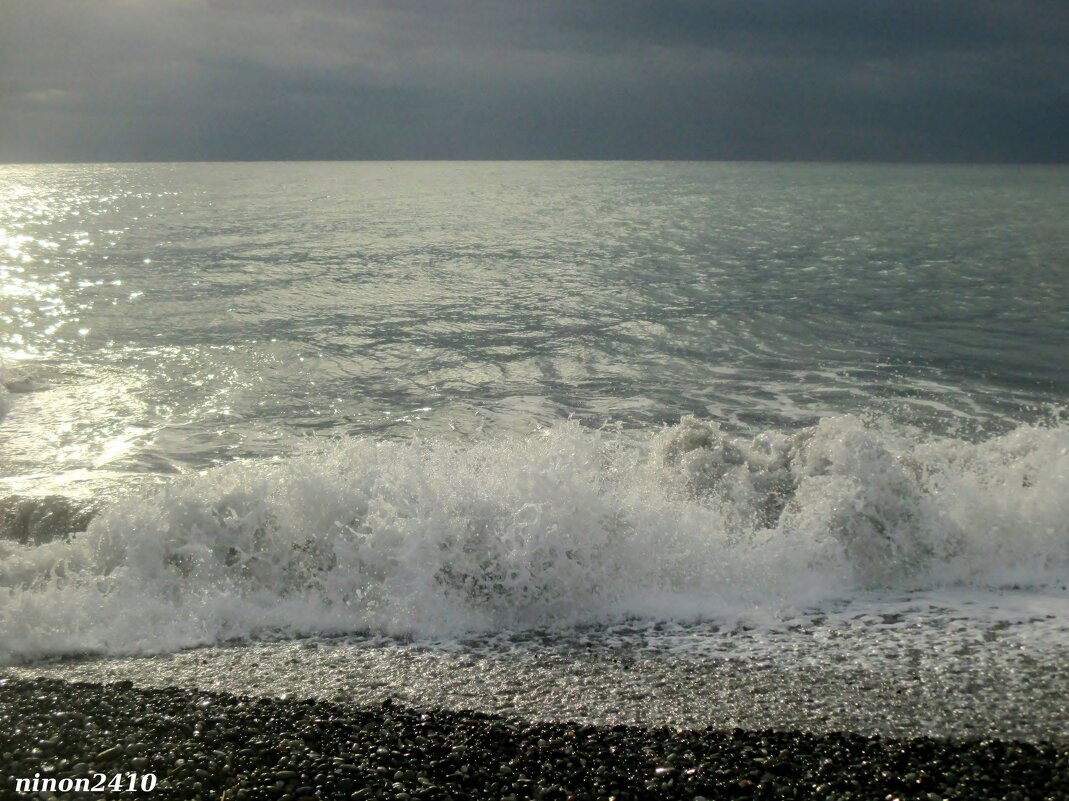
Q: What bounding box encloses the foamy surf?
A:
[1,415,1068,665]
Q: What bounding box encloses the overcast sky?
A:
[2,0,1067,162]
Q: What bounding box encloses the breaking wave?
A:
[0,495,98,546]
[2,415,1068,663]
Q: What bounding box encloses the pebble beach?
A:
[3,677,1068,800]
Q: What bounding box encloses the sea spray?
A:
[1,415,1068,663]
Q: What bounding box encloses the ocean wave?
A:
[0,360,53,423]
[0,495,98,545]
[0,363,10,422]
[1,415,1068,663]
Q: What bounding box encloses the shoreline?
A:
[10,600,1069,746]
[2,677,1066,800]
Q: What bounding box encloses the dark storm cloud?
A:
[554,0,1069,55]
[0,0,1066,161]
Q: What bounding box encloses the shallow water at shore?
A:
[11,589,1069,743]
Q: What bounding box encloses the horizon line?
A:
[1,157,1067,168]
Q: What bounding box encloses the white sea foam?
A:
[1,415,1068,664]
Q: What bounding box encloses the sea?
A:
[2,162,1068,741]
